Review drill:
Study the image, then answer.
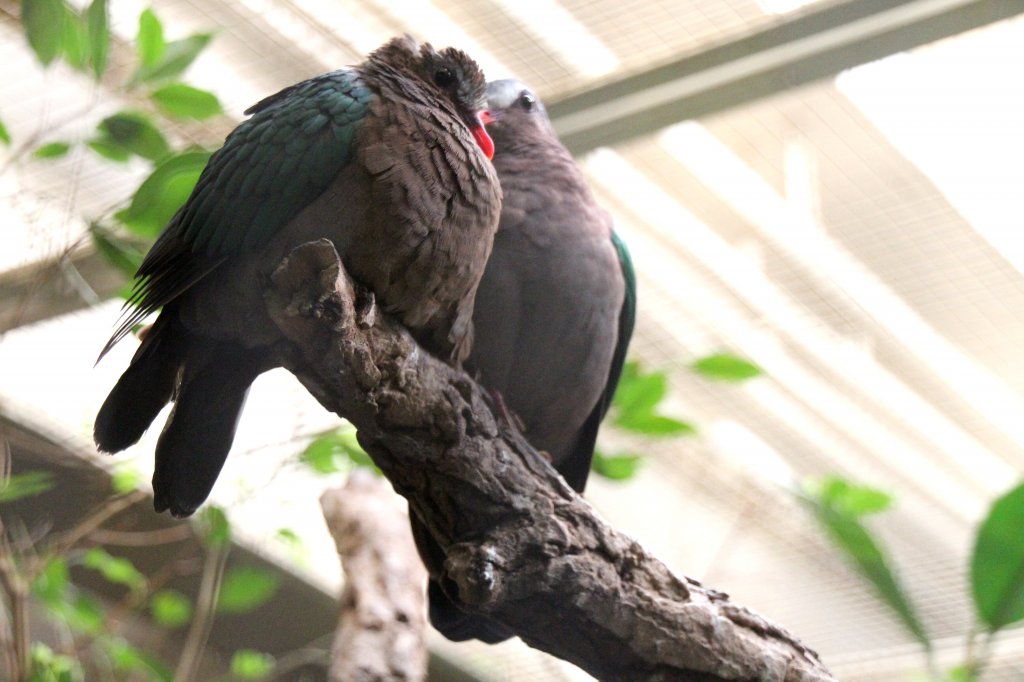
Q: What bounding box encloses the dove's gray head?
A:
[482,79,555,146]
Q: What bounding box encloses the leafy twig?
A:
[174,540,229,682]
[0,534,30,680]
[43,489,147,559]
[87,524,192,547]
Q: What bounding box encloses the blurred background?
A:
[1,0,1023,680]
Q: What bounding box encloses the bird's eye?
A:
[518,91,536,112]
[434,68,456,88]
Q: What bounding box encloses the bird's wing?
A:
[100,70,372,359]
[560,228,637,491]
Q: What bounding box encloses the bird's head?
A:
[370,35,494,160]
[481,79,555,152]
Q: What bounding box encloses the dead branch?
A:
[321,471,427,682]
[266,240,835,682]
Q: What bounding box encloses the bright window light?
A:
[489,0,619,78]
[756,0,822,14]
[363,0,511,79]
[837,17,1024,275]
[709,420,796,489]
[280,0,390,57]
[584,148,1009,518]
[659,121,1024,457]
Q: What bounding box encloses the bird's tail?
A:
[152,344,267,518]
[408,515,513,644]
[94,314,183,455]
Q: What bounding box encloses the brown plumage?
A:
[94,36,501,517]
[412,79,636,644]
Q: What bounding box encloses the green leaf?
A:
[691,353,763,382]
[150,82,222,120]
[97,111,170,161]
[134,33,213,84]
[197,504,231,548]
[299,437,341,474]
[29,642,80,682]
[22,0,66,67]
[0,470,54,502]
[216,566,279,614]
[110,463,144,494]
[150,589,192,628]
[946,666,976,682]
[89,223,145,278]
[229,649,275,679]
[805,491,929,647]
[86,0,109,79]
[60,9,88,70]
[87,137,131,162]
[300,429,377,474]
[136,9,165,68]
[33,141,71,159]
[62,593,105,634]
[275,528,300,545]
[32,557,70,606]
[971,481,1024,632]
[101,637,171,681]
[813,476,892,517]
[613,412,696,436]
[591,451,642,481]
[274,527,309,564]
[612,367,667,418]
[115,150,210,237]
[618,359,639,384]
[82,547,145,591]
[0,117,10,145]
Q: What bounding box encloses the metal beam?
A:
[3,0,1022,335]
[0,248,126,334]
[548,0,1024,154]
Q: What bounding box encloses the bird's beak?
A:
[479,110,497,126]
[471,112,495,160]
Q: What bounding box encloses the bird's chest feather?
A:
[350,96,500,357]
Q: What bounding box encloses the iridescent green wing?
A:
[103,70,372,356]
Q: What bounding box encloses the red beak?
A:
[479,110,497,126]
[471,112,495,160]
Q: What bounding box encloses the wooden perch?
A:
[266,240,835,682]
[321,471,428,682]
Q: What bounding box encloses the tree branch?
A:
[265,240,835,682]
[321,471,428,682]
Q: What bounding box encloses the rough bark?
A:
[266,240,835,682]
[321,471,428,682]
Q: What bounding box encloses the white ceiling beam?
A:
[549,0,1024,154]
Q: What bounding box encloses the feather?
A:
[94,36,500,519]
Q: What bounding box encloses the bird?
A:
[411,78,637,644]
[94,36,502,518]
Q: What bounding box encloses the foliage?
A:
[591,451,642,480]
[149,589,192,628]
[801,478,929,648]
[300,425,379,475]
[109,464,144,495]
[3,473,286,680]
[2,8,290,681]
[216,566,279,614]
[592,354,759,481]
[28,643,81,682]
[970,482,1024,632]
[690,353,762,382]
[13,1,223,285]
[803,476,1024,680]
[229,649,275,679]
[82,547,146,593]
[0,470,55,502]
